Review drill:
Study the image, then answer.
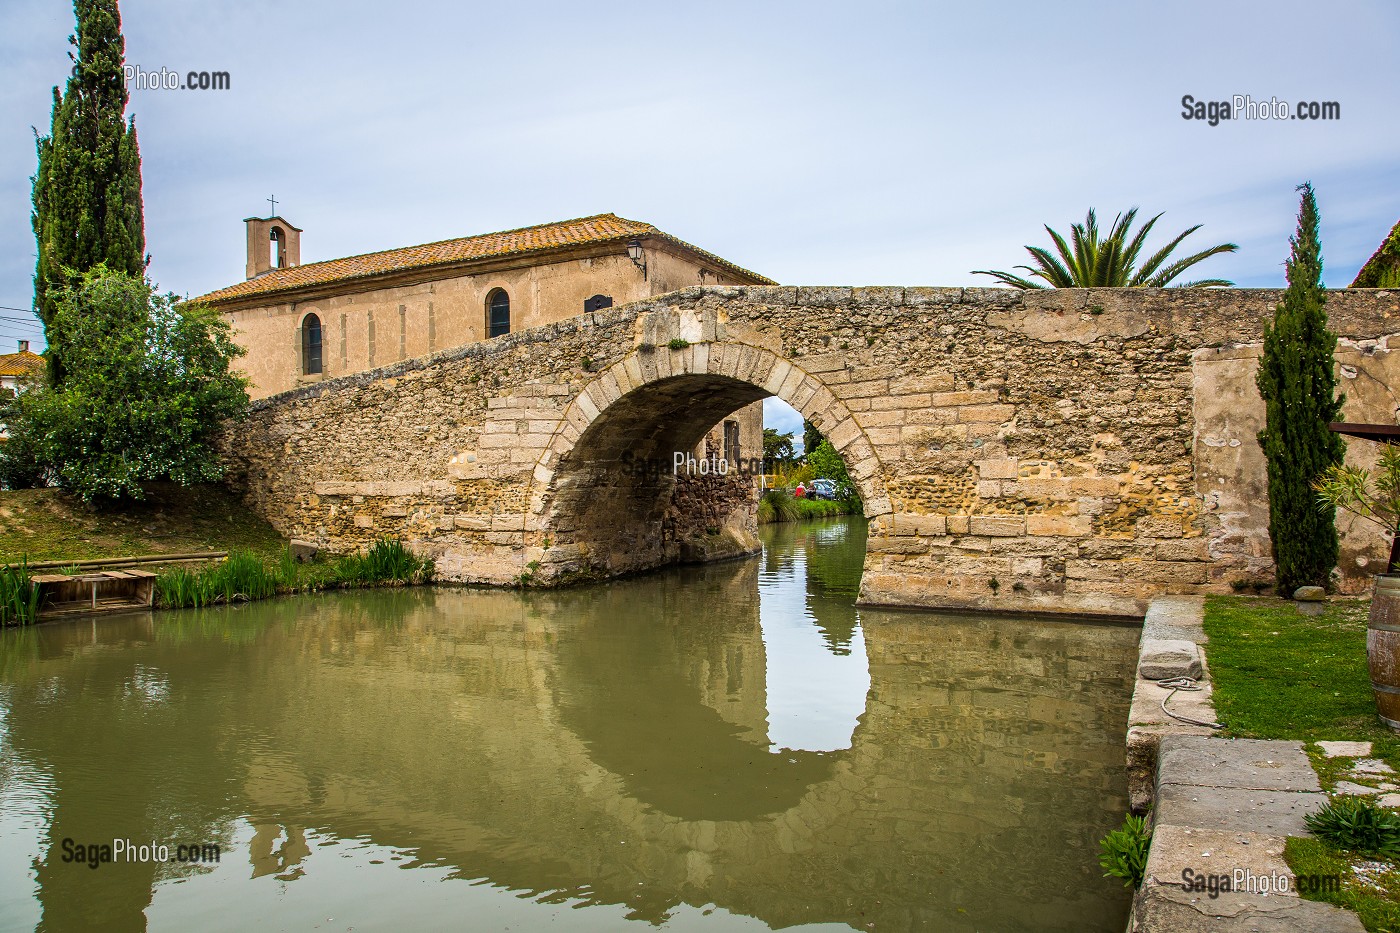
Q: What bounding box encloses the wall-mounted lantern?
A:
[627,237,647,280]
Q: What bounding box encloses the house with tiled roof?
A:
[0,340,44,395]
[195,212,775,399]
[0,339,45,439]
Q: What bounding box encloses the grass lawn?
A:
[0,483,287,564]
[1285,836,1400,932]
[1204,594,1400,930]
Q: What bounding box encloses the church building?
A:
[195,212,775,462]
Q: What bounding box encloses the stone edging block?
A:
[1129,738,1362,932]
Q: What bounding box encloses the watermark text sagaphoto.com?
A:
[1181,94,1340,126]
[60,837,221,870]
[123,65,230,91]
[1180,867,1342,898]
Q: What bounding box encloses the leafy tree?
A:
[32,0,146,384]
[805,440,859,502]
[0,267,249,503]
[801,419,822,457]
[973,208,1237,288]
[1257,183,1345,592]
[762,427,795,464]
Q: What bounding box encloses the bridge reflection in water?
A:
[0,517,1137,932]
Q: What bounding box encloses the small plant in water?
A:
[0,559,42,626]
[1099,812,1152,888]
[1305,797,1400,858]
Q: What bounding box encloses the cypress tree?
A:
[1257,182,1346,593]
[32,0,146,384]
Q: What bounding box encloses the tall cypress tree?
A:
[32,0,146,384]
[1257,182,1346,593]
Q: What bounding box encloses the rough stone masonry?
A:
[221,285,1399,618]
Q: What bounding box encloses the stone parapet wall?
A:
[222,285,1400,616]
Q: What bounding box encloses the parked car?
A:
[808,478,839,500]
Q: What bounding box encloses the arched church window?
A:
[270,227,285,268]
[487,288,510,338]
[302,313,323,375]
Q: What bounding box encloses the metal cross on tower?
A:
[267,194,278,217]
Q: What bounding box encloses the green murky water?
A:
[0,517,1137,932]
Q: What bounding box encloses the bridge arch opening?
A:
[531,343,887,586]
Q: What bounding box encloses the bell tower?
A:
[245,215,302,279]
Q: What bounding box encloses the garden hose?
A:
[1155,677,1224,729]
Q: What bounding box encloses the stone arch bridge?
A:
[224,285,1399,617]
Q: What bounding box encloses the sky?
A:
[2,0,1397,442]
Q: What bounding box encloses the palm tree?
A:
[973,208,1238,288]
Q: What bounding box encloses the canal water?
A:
[0,517,1137,932]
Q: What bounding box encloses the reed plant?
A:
[155,566,206,609]
[155,549,280,609]
[333,538,434,586]
[0,559,42,626]
[153,540,432,610]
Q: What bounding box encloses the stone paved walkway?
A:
[1127,598,1367,932]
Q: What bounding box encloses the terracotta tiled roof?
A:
[195,213,775,305]
[0,349,44,379]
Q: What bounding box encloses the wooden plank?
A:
[1329,422,1400,442]
[6,551,229,572]
[38,598,156,618]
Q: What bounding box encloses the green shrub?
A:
[0,394,48,490]
[0,560,42,626]
[667,338,690,350]
[1304,797,1400,858]
[3,268,249,504]
[1099,813,1152,888]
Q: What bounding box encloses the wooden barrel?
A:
[1369,573,1400,731]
